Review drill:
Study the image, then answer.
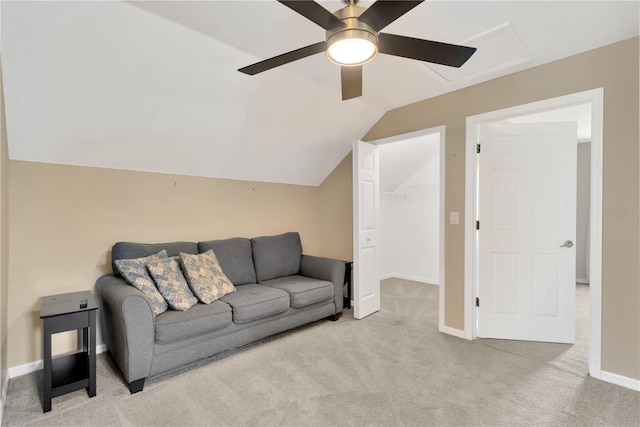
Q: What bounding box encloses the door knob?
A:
[560,240,574,248]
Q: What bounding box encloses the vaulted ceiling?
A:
[2,1,638,185]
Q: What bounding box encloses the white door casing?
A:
[353,140,381,319]
[476,122,577,343]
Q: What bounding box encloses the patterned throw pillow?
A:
[114,250,169,316]
[147,257,198,311]
[179,250,236,304]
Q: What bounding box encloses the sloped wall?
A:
[318,152,353,262]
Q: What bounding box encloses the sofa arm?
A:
[96,274,155,385]
[300,255,346,313]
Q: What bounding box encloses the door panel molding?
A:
[476,122,577,343]
[353,140,380,319]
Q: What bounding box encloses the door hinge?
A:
[476,143,481,154]
[475,220,480,230]
[476,297,480,307]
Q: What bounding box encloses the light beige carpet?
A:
[3,279,638,426]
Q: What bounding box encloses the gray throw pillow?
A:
[147,257,198,311]
[114,250,169,316]
[179,250,236,304]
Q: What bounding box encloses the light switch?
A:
[450,211,459,225]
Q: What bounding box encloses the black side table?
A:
[344,261,353,309]
[40,290,98,412]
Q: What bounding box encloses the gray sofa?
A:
[96,232,345,393]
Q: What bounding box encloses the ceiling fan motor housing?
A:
[326,4,379,66]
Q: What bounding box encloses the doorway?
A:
[352,126,446,324]
[378,132,440,285]
[464,88,603,379]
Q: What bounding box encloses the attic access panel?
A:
[422,23,531,83]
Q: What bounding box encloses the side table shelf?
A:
[51,353,90,397]
[40,290,99,413]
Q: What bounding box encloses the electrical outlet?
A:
[450,211,459,225]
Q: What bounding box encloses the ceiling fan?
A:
[238,0,477,100]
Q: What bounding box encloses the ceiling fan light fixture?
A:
[326,29,378,66]
[240,0,477,100]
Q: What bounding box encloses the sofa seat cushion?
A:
[155,301,232,344]
[261,275,334,308]
[220,284,289,324]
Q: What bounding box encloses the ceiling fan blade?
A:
[358,1,424,32]
[277,0,346,30]
[378,33,476,67]
[341,66,362,100]
[238,42,327,75]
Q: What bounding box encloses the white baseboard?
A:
[576,278,590,284]
[7,344,107,380]
[600,370,640,392]
[439,325,466,339]
[8,360,42,379]
[380,273,439,285]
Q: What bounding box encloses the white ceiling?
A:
[1,1,638,186]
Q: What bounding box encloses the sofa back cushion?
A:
[198,238,257,285]
[251,232,302,282]
[112,241,198,276]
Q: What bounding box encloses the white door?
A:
[353,140,380,319]
[477,122,577,343]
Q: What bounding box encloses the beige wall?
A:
[0,61,9,405]
[363,37,640,380]
[319,152,353,261]
[6,162,337,367]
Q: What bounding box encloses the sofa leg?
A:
[327,313,342,322]
[129,378,146,394]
